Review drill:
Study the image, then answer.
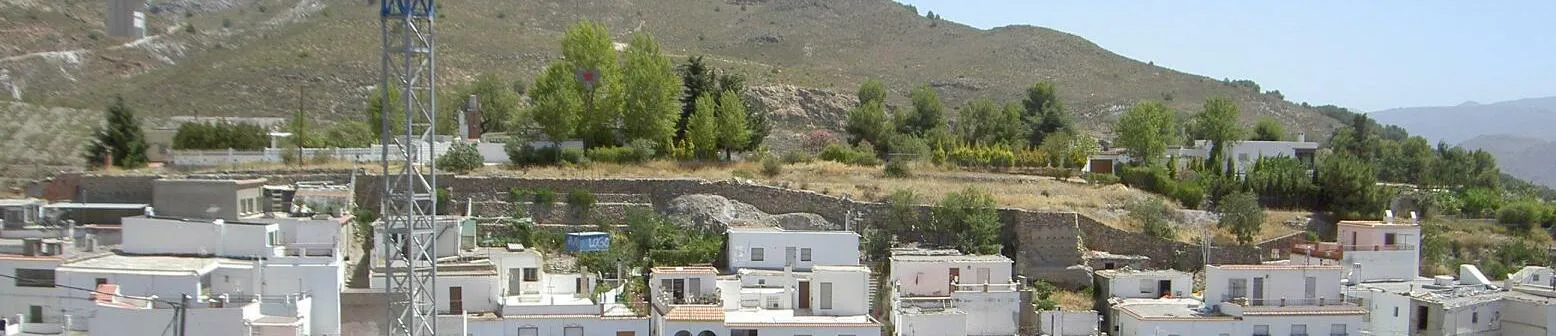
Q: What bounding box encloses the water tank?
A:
[565,232,610,252]
[1433,275,1455,286]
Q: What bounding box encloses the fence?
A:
[171,143,458,167]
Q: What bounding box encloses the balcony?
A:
[1290,239,1414,260]
[281,242,339,257]
[952,282,1021,293]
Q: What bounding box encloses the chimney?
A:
[464,95,482,140]
[1297,132,1306,143]
[22,238,40,256]
[1384,210,1394,224]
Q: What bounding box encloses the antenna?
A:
[379,0,439,335]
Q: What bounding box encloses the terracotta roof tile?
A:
[665,305,724,321]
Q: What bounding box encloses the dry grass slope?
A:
[6,0,1342,137]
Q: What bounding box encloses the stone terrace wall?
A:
[1075,215,1304,270]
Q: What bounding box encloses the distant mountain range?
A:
[1369,97,1556,145]
[1369,96,1556,188]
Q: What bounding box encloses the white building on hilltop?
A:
[1110,264,1366,336]
[887,248,1024,336]
[726,227,860,272]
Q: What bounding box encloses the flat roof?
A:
[59,254,227,275]
[722,309,878,327]
[726,227,858,235]
[812,265,870,273]
[0,199,45,206]
[1096,269,1192,278]
[891,254,1011,263]
[1114,298,1234,321]
[654,266,719,275]
[1238,303,1368,316]
[1338,220,1419,228]
[44,203,150,210]
[157,178,267,185]
[1208,264,1342,271]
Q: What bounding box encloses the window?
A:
[1394,306,1399,317]
[1331,324,1346,334]
[563,326,583,336]
[819,282,833,309]
[751,247,765,261]
[731,330,759,336]
[1305,276,1317,299]
[800,248,812,261]
[1253,324,1270,336]
[523,268,539,282]
[674,332,691,336]
[1238,153,1250,162]
[1228,278,1248,300]
[1139,279,1155,294]
[267,231,282,246]
[1472,311,1479,323]
[15,269,56,288]
[29,305,42,323]
[1290,324,1306,336]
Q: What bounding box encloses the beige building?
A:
[151,178,266,220]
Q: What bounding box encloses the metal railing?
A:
[952,282,1021,293]
[1224,296,1354,307]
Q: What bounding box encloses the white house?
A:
[1110,264,1366,336]
[725,227,860,272]
[1094,269,1193,301]
[1344,265,1556,336]
[1290,212,1422,283]
[1188,138,1319,175]
[649,265,882,336]
[887,248,1022,336]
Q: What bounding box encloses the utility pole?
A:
[177,294,189,336]
[296,83,306,166]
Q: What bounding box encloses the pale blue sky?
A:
[895,1,1556,112]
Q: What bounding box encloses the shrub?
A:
[886,135,931,162]
[818,143,880,166]
[1128,198,1176,240]
[628,139,658,160]
[761,156,783,177]
[437,142,484,174]
[1497,201,1547,231]
[506,143,564,166]
[883,159,912,178]
[509,188,532,203]
[567,189,597,210]
[585,146,637,164]
[802,129,840,153]
[1461,188,1502,218]
[1015,148,1047,168]
[559,148,587,165]
[1120,165,1176,196]
[533,188,558,205]
[1173,181,1205,209]
[780,151,814,164]
[1083,173,1120,185]
[1035,167,1074,179]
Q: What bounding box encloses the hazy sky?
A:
[895,1,1556,112]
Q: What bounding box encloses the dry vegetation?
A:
[0,101,100,192]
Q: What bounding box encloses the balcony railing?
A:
[952,282,1021,293]
[1290,239,1414,260]
[1224,296,1356,307]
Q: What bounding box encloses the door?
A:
[1416,306,1430,330]
[977,267,991,284]
[1385,233,1397,246]
[448,287,463,313]
[576,277,585,294]
[1157,280,1171,298]
[1305,276,1317,300]
[1090,159,1114,175]
[798,281,811,309]
[688,278,701,298]
[28,305,42,323]
[948,268,960,293]
[1351,231,1358,246]
[785,246,797,268]
[1251,277,1265,305]
[671,279,686,302]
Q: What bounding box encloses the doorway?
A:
[449,287,463,313]
[948,268,961,293]
[798,281,811,309]
[1251,278,1265,305]
[1157,280,1171,298]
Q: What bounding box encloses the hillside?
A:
[1,0,1343,149]
[1369,97,1556,144]
[1460,134,1556,189]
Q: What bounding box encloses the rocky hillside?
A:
[0,0,1347,171]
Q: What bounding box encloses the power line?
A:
[0,272,186,335]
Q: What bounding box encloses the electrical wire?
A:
[0,272,187,336]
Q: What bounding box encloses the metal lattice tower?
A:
[379,0,437,335]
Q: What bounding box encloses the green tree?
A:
[173,121,267,150]
[1315,153,1383,219]
[1216,191,1265,245]
[437,142,484,174]
[676,56,714,140]
[1251,118,1285,141]
[620,32,683,150]
[1114,101,1177,165]
[857,79,887,106]
[901,86,947,137]
[1193,97,1244,175]
[1128,197,1176,240]
[1246,156,1314,209]
[716,90,751,160]
[84,96,149,168]
[955,98,1000,144]
[561,19,624,147]
[456,73,524,134]
[931,187,1002,255]
[686,93,719,160]
[530,61,583,155]
[1040,130,1099,169]
[845,101,890,147]
[320,121,376,148]
[1022,81,1071,146]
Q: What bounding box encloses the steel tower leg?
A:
[379,0,437,335]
